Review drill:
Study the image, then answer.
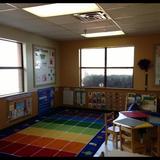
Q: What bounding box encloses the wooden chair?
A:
[104,112,120,149]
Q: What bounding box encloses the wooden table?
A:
[113,111,159,155]
[113,111,153,129]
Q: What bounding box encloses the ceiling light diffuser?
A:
[23,3,101,17]
[81,30,125,38]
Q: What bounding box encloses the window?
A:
[79,46,134,88]
[0,39,24,96]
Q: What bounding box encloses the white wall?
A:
[0,24,59,91]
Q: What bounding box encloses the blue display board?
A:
[37,87,54,115]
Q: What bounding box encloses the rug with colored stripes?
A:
[0,109,105,157]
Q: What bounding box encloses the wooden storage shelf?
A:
[60,87,160,113]
[0,91,38,130]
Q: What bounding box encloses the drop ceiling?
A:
[0,3,160,40]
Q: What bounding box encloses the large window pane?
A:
[107,47,134,67]
[106,69,133,88]
[0,40,22,67]
[81,69,104,87]
[0,69,23,96]
[80,46,134,88]
[81,48,105,67]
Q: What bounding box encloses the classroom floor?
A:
[94,140,150,157]
[0,109,105,157]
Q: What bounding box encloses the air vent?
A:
[74,11,107,23]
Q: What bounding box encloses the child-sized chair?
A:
[104,112,120,149]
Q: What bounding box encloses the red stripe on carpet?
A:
[56,151,76,157]
[0,140,11,149]
[0,143,25,154]
[14,145,41,157]
[32,148,59,157]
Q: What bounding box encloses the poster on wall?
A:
[33,45,56,87]
[126,93,157,112]
[74,88,86,106]
[8,97,32,121]
[88,92,106,110]
[155,44,160,85]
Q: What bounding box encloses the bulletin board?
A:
[33,45,56,87]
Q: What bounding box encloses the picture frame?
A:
[33,45,56,87]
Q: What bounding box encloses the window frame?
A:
[79,46,135,88]
[0,38,24,95]
[79,48,106,87]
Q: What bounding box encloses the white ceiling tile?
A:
[103,3,160,19]
[99,3,138,11]
[0,3,159,40]
[116,13,160,26]
[45,15,81,25]
[41,31,81,41]
[0,9,39,21]
[9,3,50,8]
[0,3,16,10]
[60,20,119,34]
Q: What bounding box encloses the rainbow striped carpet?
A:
[0,109,105,157]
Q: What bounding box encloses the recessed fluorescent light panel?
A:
[23,3,101,17]
[81,30,125,38]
